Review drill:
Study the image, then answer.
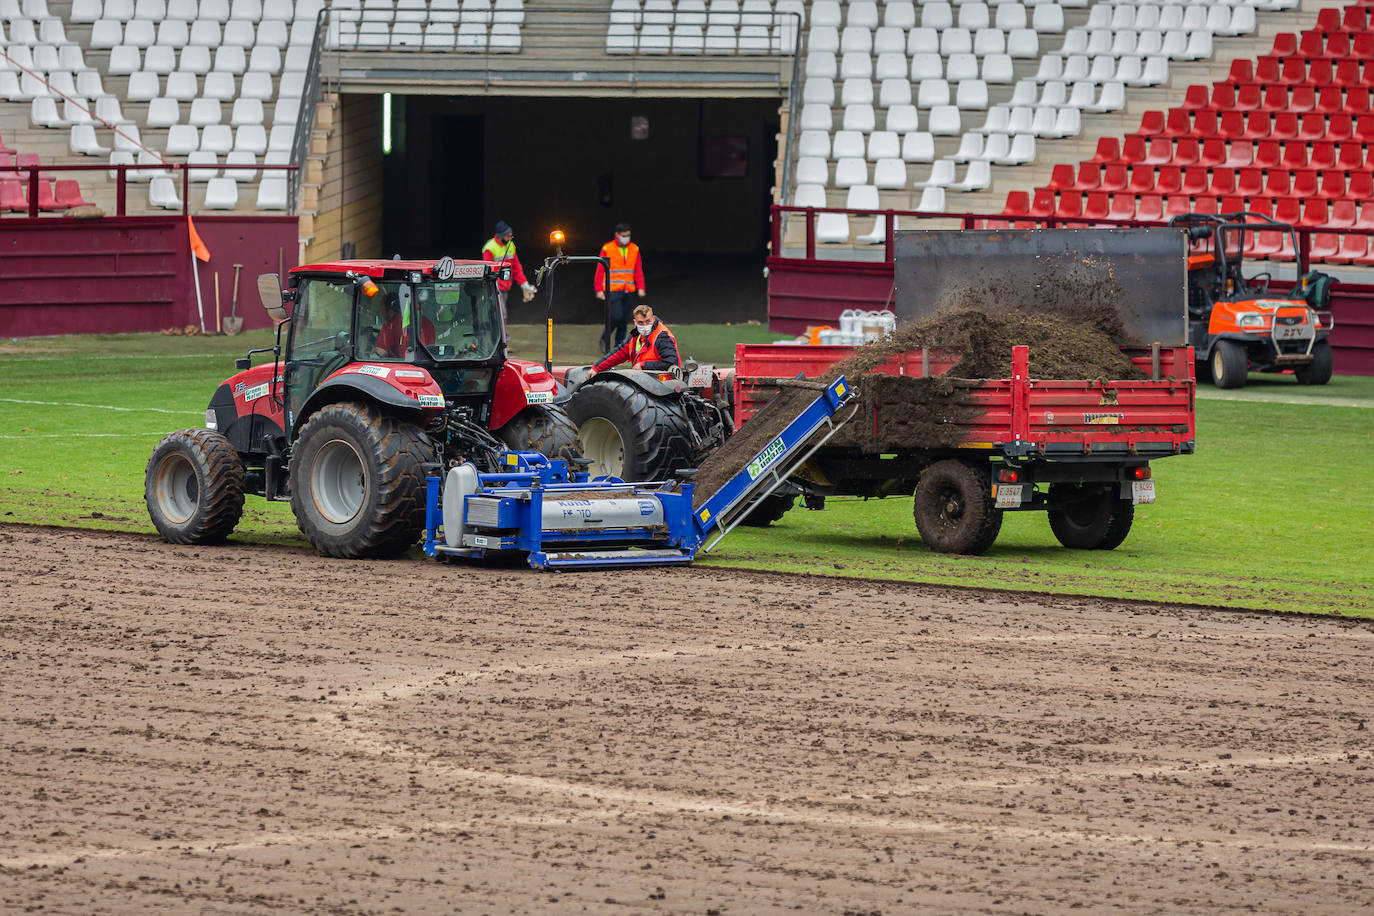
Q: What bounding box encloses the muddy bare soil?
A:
[3,525,1374,914]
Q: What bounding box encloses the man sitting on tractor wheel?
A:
[373,290,436,358]
[588,304,680,377]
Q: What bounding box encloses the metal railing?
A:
[289,6,331,211]
[0,162,299,218]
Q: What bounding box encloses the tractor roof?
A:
[291,258,489,278]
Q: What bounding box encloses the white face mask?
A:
[617,234,631,245]
[635,323,652,335]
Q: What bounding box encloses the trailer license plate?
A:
[994,484,1023,508]
[1131,481,1156,504]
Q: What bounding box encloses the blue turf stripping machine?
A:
[423,376,854,570]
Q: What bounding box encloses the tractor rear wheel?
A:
[1047,483,1134,550]
[1209,340,1248,389]
[566,378,694,480]
[289,401,432,559]
[144,428,245,544]
[912,459,1002,555]
[498,405,583,465]
[1295,339,1334,385]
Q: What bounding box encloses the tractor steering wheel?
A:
[1245,272,1271,295]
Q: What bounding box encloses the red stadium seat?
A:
[1308,59,1335,86]
[1254,58,1281,86]
[1362,60,1374,88]
[1225,140,1254,168]
[1329,199,1356,228]
[1193,196,1218,214]
[1156,166,1182,195]
[1355,114,1374,141]
[33,178,61,212]
[0,151,14,176]
[1354,200,1374,231]
[1243,111,1271,139]
[1210,83,1237,111]
[1272,199,1301,259]
[1337,233,1368,263]
[1297,31,1325,58]
[1264,169,1292,197]
[1297,113,1324,140]
[1074,162,1100,191]
[1137,110,1166,136]
[1181,85,1209,110]
[1254,140,1282,169]
[1248,197,1274,218]
[1029,188,1056,217]
[1090,137,1119,164]
[1263,85,1290,110]
[1318,170,1346,199]
[1225,60,1254,85]
[1301,197,1329,227]
[1220,196,1247,215]
[1309,142,1337,170]
[1334,59,1362,87]
[1281,57,1309,84]
[1280,141,1309,170]
[1136,194,1163,221]
[1348,171,1373,200]
[1352,33,1374,59]
[1002,190,1030,216]
[1315,8,1340,32]
[1337,142,1364,170]
[1270,33,1297,58]
[1163,196,1191,218]
[1120,135,1147,165]
[1047,163,1076,190]
[1107,193,1135,220]
[1237,168,1264,196]
[1292,169,1320,198]
[0,179,24,212]
[1193,110,1219,138]
[1271,112,1300,140]
[1210,168,1237,197]
[1173,138,1200,166]
[1347,87,1371,114]
[1100,163,1128,192]
[1290,86,1317,112]
[1341,6,1369,32]
[1127,164,1156,193]
[1200,138,1227,167]
[53,180,90,208]
[1143,137,1174,165]
[1326,32,1351,57]
[1182,167,1208,195]
[1314,86,1344,114]
[1055,191,1083,219]
[1218,111,1246,139]
[1083,191,1110,221]
[1327,113,1354,140]
[1234,84,1263,111]
[1334,200,1367,261]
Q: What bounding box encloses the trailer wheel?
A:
[912,459,1003,555]
[567,378,694,480]
[1209,340,1248,389]
[740,492,796,527]
[1046,483,1134,550]
[145,429,245,544]
[498,405,584,466]
[1294,339,1333,385]
[290,401,432,559]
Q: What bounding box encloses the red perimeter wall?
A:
[767,259,1374,376]
[0,215,298,338]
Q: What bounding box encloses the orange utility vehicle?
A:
[1170,212,1335,389]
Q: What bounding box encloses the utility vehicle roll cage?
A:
[1168,211,1299,300]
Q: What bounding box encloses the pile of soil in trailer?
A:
[692,304,1145,503]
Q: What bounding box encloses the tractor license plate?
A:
[686,364,714,388]
[1131,480,1156,504]
[994,484,1024,508]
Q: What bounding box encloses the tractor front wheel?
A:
[498,405,584,466]
[1046,483,1134,550]
[290,401,432,559]
[1209,340,1248,389]
[1295,339,1334,385]
[145,429,245,544]
[912,459,1002,555]
[567,378,695,480]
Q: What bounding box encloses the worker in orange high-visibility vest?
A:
[481,220,537,331]
[588,304,680,377]
[593,221,646,353]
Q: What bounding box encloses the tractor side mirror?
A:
[257,273,289,321]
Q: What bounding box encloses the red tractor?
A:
[1171,212,1335,389]
[144,256,581,558]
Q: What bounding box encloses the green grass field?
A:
[2,328,1371,617]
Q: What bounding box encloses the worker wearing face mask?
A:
[593,221,646,353]
[587,305,679,377]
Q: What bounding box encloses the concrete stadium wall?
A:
[0,216,298,338]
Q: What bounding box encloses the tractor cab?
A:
[1169,212,1334,389]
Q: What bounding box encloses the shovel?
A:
[222,263,244,336]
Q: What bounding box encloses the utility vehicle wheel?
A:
[1295,339,1334,385]
[289,401,432,559]
[912,459,1002,555]
[1209,340,1248,389]
[567,378,694,480]
[144,429,245,544]
[1046,483,1134,550]
[740,492,796,527]
[498,405,584,466]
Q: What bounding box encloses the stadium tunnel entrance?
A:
[340,93,779,327]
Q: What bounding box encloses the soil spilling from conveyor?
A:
[693,283,1146,507]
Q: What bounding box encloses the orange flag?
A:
[188,215,211,262]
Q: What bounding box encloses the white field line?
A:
[0,397,201,415]
[1,353,229,362]
[1195,390,1374,408]
[0,432,174,439]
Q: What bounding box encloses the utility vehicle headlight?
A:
[1236,313,1267,330]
